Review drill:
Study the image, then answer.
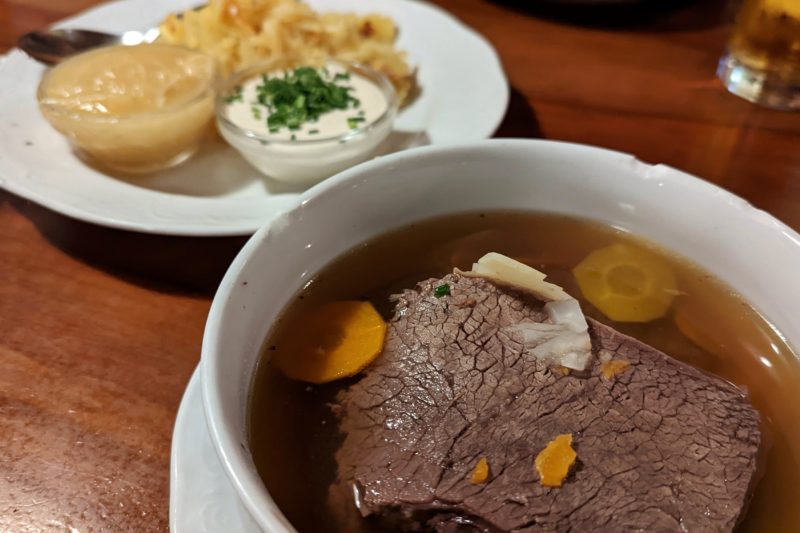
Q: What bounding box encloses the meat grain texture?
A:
[334,274,762,532]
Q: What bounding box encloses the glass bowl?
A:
[37,43,219,175]
[215,58,398,185]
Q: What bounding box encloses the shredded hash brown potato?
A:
[158,0,414,103]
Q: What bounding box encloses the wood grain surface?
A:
[1,0,799,531]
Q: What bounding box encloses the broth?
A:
[249,211,800,532]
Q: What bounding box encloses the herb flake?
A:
[347,116,366,129]
[434,284,451,298]
[224,85,244,104]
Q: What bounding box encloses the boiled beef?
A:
[334,273,761,532]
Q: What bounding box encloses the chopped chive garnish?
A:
[308,129,320,135]
[251,105,262,120]
[347,116,366,129]
[434,284,451,298]
[256,66,357,134]
[333,71,351,81]
[290,134,296,141]
[224,85,244,104]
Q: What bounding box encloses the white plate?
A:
[0,0,508,236]
[170,367,260,533]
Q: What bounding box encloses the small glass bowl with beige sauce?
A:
[37,43,219,174]
[215,59,397,185]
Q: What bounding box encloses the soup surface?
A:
[249,211,800,532]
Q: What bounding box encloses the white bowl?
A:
[200,139,800,532]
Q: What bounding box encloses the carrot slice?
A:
[573,243,678,323]
[470,457,490,484]
[535,434,577,488]
[272,301,387,384]
[601,359,631,380]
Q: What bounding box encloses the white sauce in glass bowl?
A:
[222,63,388,141]
[215,60,397,185]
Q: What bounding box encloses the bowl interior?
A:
[201,139,800,531]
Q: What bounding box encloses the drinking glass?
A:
[717,0,800,111]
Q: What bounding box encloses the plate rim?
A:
[169,366,263,532]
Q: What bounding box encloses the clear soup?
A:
[250,211,800,532]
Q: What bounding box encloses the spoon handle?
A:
[17,29,120,65]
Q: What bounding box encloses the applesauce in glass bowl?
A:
[37,43,219,174]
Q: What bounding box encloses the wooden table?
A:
[1,0,798,530]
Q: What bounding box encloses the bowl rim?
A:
[214,58,398,147]
[200,138,800,532]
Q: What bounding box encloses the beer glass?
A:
[717,0,800,111]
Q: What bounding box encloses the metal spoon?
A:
[17,27,160,65]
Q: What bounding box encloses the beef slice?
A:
[334,273,761,532]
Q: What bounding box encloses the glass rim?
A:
[36,43,220,124]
